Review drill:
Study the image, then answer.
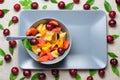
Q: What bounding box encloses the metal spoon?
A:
[6,36,39,41]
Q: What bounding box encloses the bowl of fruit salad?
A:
[24,18,71,64]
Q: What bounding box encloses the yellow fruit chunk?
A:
[32,45,41,54]
[56,39,64,47]
[44,31,54,41]
[51,50,59,58]
[42,42,52,52]
[59,32,66,40]
[37,24,43,32]
[40,24,47,36]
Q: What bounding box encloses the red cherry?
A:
[46,24,54,31]
[58,1,65,9]
[11,67,19,75]
[73,0,80,4]
[4,54,11,62]
[109,11,116,18]
[12,16,19,23]
[23,70,31,77]
[69,69,77,77]
[58,48,65,55]
[3,28,10,36]
[107,35,114,43]
[98,69,105,77]
[87,76,93,80]
[30,38,38,45]
[39,73,46,80]
[108,19,116,27]
[31,2,39,9]
[0,0,4,4]
[83,3,90,10]
[116,0,120,5]
[51,69,59,77]
[110,58,118,66]
[14,4,21,11]
[0,9,4,18]
[9,40,17,48]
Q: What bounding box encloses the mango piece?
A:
[51,50,59,58]
[40,24,47,36]
[32,45,41,54]
[37,24,43,32]
[56,39,64,47]
[59,32,66,40]
[44,31,54,41]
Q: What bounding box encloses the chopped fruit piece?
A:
[47,52,54,60]
[37,38,45,44]
[59,32,66,40]
[39,51,47,57]
[44,31,54,41]
[52,27,61,33]
[56,39,64,47]
[37,55,49,62]
[26,27,38,36]
[63,40,70,50]
[51,44,58,51]
[40,24,47,36]
[49,20,59,26]
[51,50,59,58]
[37,24,44,32]
[32,45,41,54]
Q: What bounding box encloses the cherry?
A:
[12,16,19,23]
[110,58,118,66]
[3,28,10,36]
[39,73,46,80]
[58,48,65,55]
[11,67,19,75]
[23,70,31,77]
[73,0,80,4]
[14,4,21,11]
[69,69,77,77]
[98,69,105,77]
[4,54,11,62]
[108,19,116,27]
[109,11,116,18]
[0,0,4,4]
[31,2,39,9]
[87,76,93,80]
[51,69,59,77]
[107,35,114,43]
[30,38,38,45]
[0,9,4,18]
[9,40,17,48]
[58,1,65,9]
[116,0,120,5]
[46,24,54,31]
[83,3,90,10]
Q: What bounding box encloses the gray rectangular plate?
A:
[18,10,107,69]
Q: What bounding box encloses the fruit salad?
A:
[26,19,70,62]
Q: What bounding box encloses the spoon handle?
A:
[6,36,37,41]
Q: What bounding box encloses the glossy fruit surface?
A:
[87,76,93,80]
[83,3,90,10]
[73,0,80,4]
[109,19,116,27]
[23,70,31,77]
[3,28,10,36]
[98,69,105,77]
[109,11,116,18]
[69,69,77,77]
[51,69,59,77]
[46,24,54,31]
[0,0,4,3]
[0,10,4,18]
[12,16,19,23]
[11,67,19,75]
[116,0,120,5]
[30,38,38,45]
[39,73,46,80]
[14,4,21,11]
[4,54,11,62]
[107,35,114,43]
[58,1,65,9]
[9,40,17,48]
[31,2,39,9]
[58,48,65,55]
[110,58,118,66]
